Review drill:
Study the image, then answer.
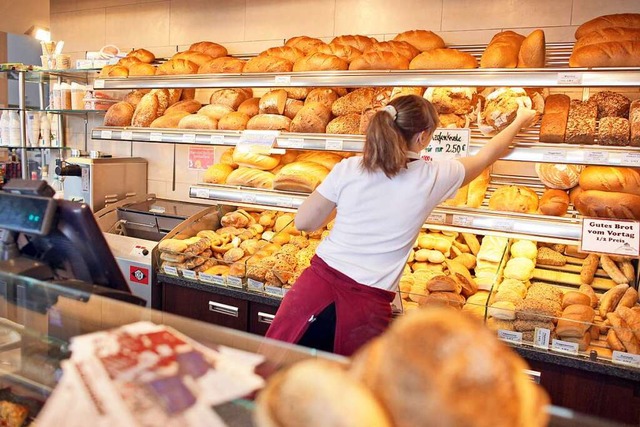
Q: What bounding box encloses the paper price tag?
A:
[325,139,344,151]
[542,150,567,162]
[280,138,304,149]
[199,273,217,284]
[534,328,551,349]
[426,213,446,224]
[557,72,583,85]
[565,150,585,163]
[149,132,163,142]
[121,130,133,140]
[621,152,640,167]
[182,133,196,143]
[195,188,209,199]
[241,193,257,204]
[551,339,579,355]
[452,215,473,227]
[585,151,609,163]
[275,197,293,208]
[274,75,291,85]
[422,128,470,162]
[612,350,640,368]
[581,218,640,257]
[227,276,243,288]
[265,285,285,297]
[163,266,178,276]
[493,220,514,232]
[181,269,197,280]
[237,130,279,154]
[498,330,522,345]
[210,134,225,144]
[247,279,265,292]
[100,130,112,139]
[93,79,105,89]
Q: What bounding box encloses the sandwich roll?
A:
[601,255,630,284]
[539,189,569,216]
[599,283,630,317]
[580,254,600,285]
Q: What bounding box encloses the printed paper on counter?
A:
[580,218,640,257]
[188,147,215,170]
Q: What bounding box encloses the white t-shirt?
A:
[315,156,465,291]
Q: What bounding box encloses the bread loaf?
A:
[562,291,592,309]
[156,59,199,75]
[149,111,190,128]
[466,168,490,208]
[293,52,348,71]
[123,90,147,108]
[127,62,156,76]
[284,99,304,119]
[539,189,569,216]
[517,29,546,68]
[172,50,214,67]
[198,57,245,74]
[273,161,330,193]
[104,102,134,127]
[630,99,640,147]
[247,114,292,131]
[244,56,293,73]
[569,41,640,67]
[349,51,410,70]
[575,13,640,39]
[607,312,640,354]
[198,104,234,121]
[574,190,640,220]
[326,113,361,134]
[565,100,597,144]
[480,31,525,68]
[539,94,570,142]
[259,90,288,115]
[178,114,217,130]
[579,166,640,196]
[203,164,233,184]
[305,88,339,110]
[99,64,128,78]
[127,48,155,63]
[330,35,378,52]
[232,151,280,170]
[317,43,362,63]
[117,56,141,69]
[367,40,419,60]
[217,112,250,130]
[285,36,328,54]
[220,148,238,169]
[556,305,595,338]
[409,48,477,69]
[535,163,583,190]
[131,93,159,127]
[260,46,306,63]
[296,152,342,170]
[488,185,539,213]
[617,306,640,342]
[331,88,375,116]
[599,117,630,146]
[238,98,260,117]
[189,41,228,58]
[291,102,332,133]
[226,167,274,189]
[575,27,640,51]
[590,91,631,119]
[165,99,202,115]
[392,30,445,52]
[209,89,249,110]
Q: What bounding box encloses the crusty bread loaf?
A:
[259,89,288,115]
[238,98,260,117]
[203,163,233,184]
[409,48,477,69]
[217,112,250,130]
[232,150,280,170]
[317,43,362,63]
[349,51,410,70]
[117,56,142,69]
[296,151,343,170]
[225,167,274,189]
[209,88,249,110]
[326,113,361,134]
[99,64,128,78]
[180,88,196,101]
[305,88,339,110]
[198,104,234,121]
[280,88,310,100]
[562,291,592,309]
[198,57,246,74]
[332,88,375,116]
[579,166,640,196]
[575,27,640,51]
[290,102,332,133]
[273,161,330,193]
[480,31,525,68]
[565,100,597,144]
[123,90,148,108]
[393,30,445,52]
[127,62,156,76]
[631,99,640,147]
[534,163,583,190]
[131,92,159,127]
[539,189,569,216]
[331,35,378,52]
[366,40,419,60]
[466,168,490,208]
[599,117,630,146]
[293,52,348,71]
[156,59,199,75]
[172,50,214,67]
[589,90,631,119]
[149,111,190,128]
[247,114,292,131]
[127,48,155,63]
[488,185,539,213]
[575,13,640,39]
[244,56,293,73]
[260,46,306,63]
[569,41,640,67]
[148,89,170,115]
[104,102,134,127]
[517,29,546,68]
[539,94,570,143]
[284,99,304,119]
[165,99,202,115]
[285,35,328,54]
[178,114,217,130]
[574,190,640,220]
[189,41,228,58]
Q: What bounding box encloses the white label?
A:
[492,220,514,232]
[210,134,225,144]
[195,188,209,199]
[551,339,579,355]
[580,218,640,257]
[150,132,163,142]
[100,130,112,139]
[542,150,567,162]
[566,150,585,163]
[621,152,640,167]
[237,130,279,154]
[241,193,257,204]
[612,350,640,367]
[452,215,473,227]
[199,273,217,284]
[325,139,344,151]
[212,275,226,286]
[93,79,105,89]
[274,75,291,85]
[426,213,446,224]
[274,197,293,208]
[280,138,304,149]
[163,266,178,276]
[247,278,264,292]
[585,151,609,163]
[498,330,523,344]
[182,133,196,143]
[557,72,583,85]
[181,269,197,280]
[534,328,551,350]
[421,128,470,162]
[265,285,285,297]
[608,152,623,164]
[227,276,243,288]
[121,130,133,141]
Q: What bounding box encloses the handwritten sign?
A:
[581,218,640,257]
[420,128,470,162]
[188,147,215,170]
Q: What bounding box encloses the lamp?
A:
[24,25,51,42]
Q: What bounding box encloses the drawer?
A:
[248,302,279,336]
[163,284,248,332]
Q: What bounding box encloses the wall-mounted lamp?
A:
[24,25,51,42]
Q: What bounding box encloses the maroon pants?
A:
[265,255,395,356]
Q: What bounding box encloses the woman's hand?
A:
[515,105,536,128]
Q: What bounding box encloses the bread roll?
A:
[207,88,247,110]
[290,102,332,133]
[178,114,217,130]
[601,255,629,284]
[332,88,375,116]
[599,117,630,146]
[198,56,245,74]
[226,167,274,189]
[349,51,410,70]
[304,88,339,110]
[117,56,142,69]
[317,43,362,63]
[539,94,570,143]
[574,190,640,220]
[575,13,640,39]
[149,111,190,128]
[618,287,639,309]
[565,100,597,144]
[409,48,477,69]
[510,240,537,260]
[247,114,292,131]
[326,114,361,134]
[534,163,583,190]
[617,306,640,342]
[259,90,288,115]
[630,99,640,146]
[165,99,202,115]
[569,41,640,67]
[579,166,640,196]
[393,29,445,52]
[99,64,129,78]
[504,257,535,281]
[539,189,569,216]
[285,35,328,54]
[580,254,600,286]
[293,52,348,71]
[131,92,159,127]
[244,56,293,73]
[127,62,156,76]
[488,185,539,213]
[260,46,306,63]
[607,312,640,354]
[104,102,134,127]
[189,41,228,58]
[331,35,378,52]
[273,161,330,193]
[127,48,155,63]
[517,29,545,68]
[156,59,199,75]
[556,305,595,338]
[600,284,630,317]
[562,291,592,309]
[217,112,250,130]
[172,50,214,67]
[203,164,233,184]
[367,40,419,60]
[480,31,525,68]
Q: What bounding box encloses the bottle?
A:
[49,113,59,147]
[0,111,9,146]
[9,111,20,147]
[40,113,51,147]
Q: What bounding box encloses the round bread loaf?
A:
[247,114,292,131]
[285,35,328,54]
[326,113,361,134]
[198,56,245,74]
[283,99,304,119]
[178,114,217,130]
[172,50,214,67]
[290,102,332,133]
[104,102,134,127]
[127,48,155,63]
[210,88,249,110]
[217,112,250,130]
[189,41,228,58]
[410,48,477,69]
[331,87,376,116]
[488,185,539,213]
[237,98,260,117]
[331,34,378,52]
[510,240,538,260]
[198,104,234,121]
[424,87,477,114]
[259,90,288,115]
[534,163,583,190]
[393,29,445,52]
[127,62,156,76]
[539,189,570,216]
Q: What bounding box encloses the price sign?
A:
[581,218,640,257]
[534,328,551,350]
[498,330,522,344]
[542,150,567,162]
[210,134,225,144]
[280,138,305,149]
[421,128,470,161]
[275,197,293,208]
[121,130,133,140]
[557,72,583,85]
[93,79,105,89]
[585,151,609,163]
[247,278,265,292]
[621,152,640,167]
[551,339,579,355]
[237,130,279,154]
[227,276,243,288]
[325,139,344,151]
[163,265,178,276]
[612,350,640,368]
[241,193,257,204]
[188,147,215,170]
[452,215,473,227]
[274,75,291,85]
[181,269,197,280]
[100,130,112,139]
[199,273,217,284]
[182,133,196,143]
[426,213,446,224]
[492,220,514,232]
[149,132,163,142]
[265,285,285,298]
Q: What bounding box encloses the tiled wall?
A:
[51,0,640,202]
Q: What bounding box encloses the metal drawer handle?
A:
[209,301,239,318]
[257,312,275,325]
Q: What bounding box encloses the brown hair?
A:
[362,95,438,178]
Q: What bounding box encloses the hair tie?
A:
[382,105,397,121]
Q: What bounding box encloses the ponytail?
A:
[362,95,439,178]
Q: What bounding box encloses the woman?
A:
[266,94,536,356]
